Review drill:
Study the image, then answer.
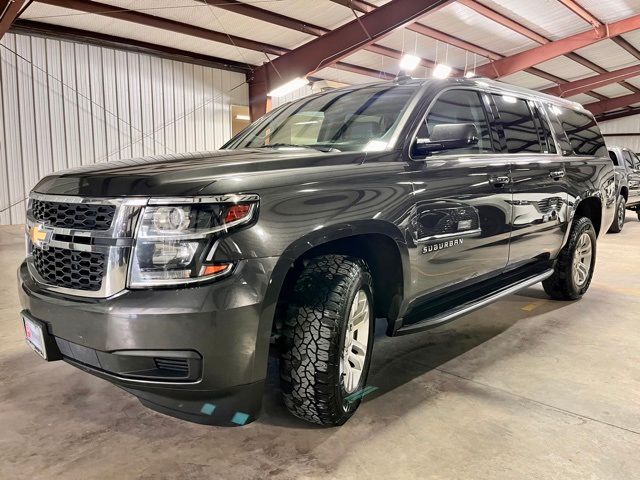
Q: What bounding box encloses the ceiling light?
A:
[268,77,309,97]
[399,54,421,72]
[235,114,250,121]
[465,71,476,78]
[433,64,452,79]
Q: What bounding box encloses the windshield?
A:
[225,84,420,152]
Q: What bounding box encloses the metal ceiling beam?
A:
[202,0,440,71]
[0,0,26,38]
[585,92,640,116]
[11,19,253,72]
[329,0,607,100]
[256,0,450,85]
[595,106,640,122]
[249,0,451,119]
[476,13,640,78]
[457,0,548,44]
[556,0,602,28]
[201,0,327,37]
[34,0,397,84]
[542,64,640,98]
[38,0,288,56]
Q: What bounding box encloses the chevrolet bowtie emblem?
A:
[29,224,51,249]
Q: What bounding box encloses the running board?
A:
[395,269,554,336]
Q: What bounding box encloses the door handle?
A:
[489,176,510,187]
[549,170,565,180]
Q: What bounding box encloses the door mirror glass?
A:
[413,123,479,156]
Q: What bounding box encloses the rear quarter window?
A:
[558,108,607,157]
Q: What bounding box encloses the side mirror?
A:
[413,123,479,157]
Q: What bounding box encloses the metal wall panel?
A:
[0,32,248,225]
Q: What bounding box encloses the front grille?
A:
[32,246,105,291]
[537,197,563,213]
[32,199,116,230]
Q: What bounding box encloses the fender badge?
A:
[421,238,463,254]
[29,224,52,250]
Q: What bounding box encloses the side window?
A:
[558,108,607,157]
[609,150,619,166]
[532,104,557,154]
[630,151,640,170]
[493,94,541,153]
[623,150,635,170]
[422,90,493,155]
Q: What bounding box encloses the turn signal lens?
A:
[201,264,232,276]
[224,204,252,223]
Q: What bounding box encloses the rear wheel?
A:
[280,255,374,425]
[543,216,596,300]
[608,195,626,233]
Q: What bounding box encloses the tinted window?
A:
[532,105,557,154]
[623,150,635,170]
[493,95,541,153]
[227,84,419,152]
[609,150,619,166]
[630,151,640,169]
[423,90,493,155]
[558,108,607,156]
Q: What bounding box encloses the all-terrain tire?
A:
[608,195,625,233]
[543,216,597,300]
[280,255,374,426]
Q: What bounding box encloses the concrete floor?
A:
[1,222,640,480]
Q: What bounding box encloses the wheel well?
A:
[574,197,602,236]
[273,234,404,334]
[620,186,629,201]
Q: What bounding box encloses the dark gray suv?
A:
[18,78,615,427]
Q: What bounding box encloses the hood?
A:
[33,149,366,197]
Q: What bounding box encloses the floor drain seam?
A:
[436,368,640,437]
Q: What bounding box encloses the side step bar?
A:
[395,269,554,336]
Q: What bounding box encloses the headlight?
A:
[129,197,258,287]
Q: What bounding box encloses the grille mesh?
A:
[32,246,105,291]
[32,199,116,230]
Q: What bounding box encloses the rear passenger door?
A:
[491,94,568,268]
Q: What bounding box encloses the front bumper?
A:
[18,256,278,426]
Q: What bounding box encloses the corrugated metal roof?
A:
[574,39,639,71]
[12,0,640,115]
[591,83,635,97]
[532,57,597,81]
[20,3,268,65]
[566,93,601,104]
[416,2,539,57]
[98,0,313,50]
[476,0,591,40]
[578,0,640,23]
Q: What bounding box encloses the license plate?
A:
[23,315,47,360]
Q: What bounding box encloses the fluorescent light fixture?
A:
[432,64,452,79]
[465,71,476,78]
[235,114,250,121]
[268,77,309,97]
[502,95,517,104]
[399,54,421,72]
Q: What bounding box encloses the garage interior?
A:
[2,0,640,479]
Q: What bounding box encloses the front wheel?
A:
[608,195,626,233]
[543,216,596,300]
[280,255,374,426]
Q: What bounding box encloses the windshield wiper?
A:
[255,143,340,153]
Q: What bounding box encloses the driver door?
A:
[406,88,512,300]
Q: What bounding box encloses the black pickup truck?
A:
[18,78,615,427]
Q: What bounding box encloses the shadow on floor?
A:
[260,286,571,428]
